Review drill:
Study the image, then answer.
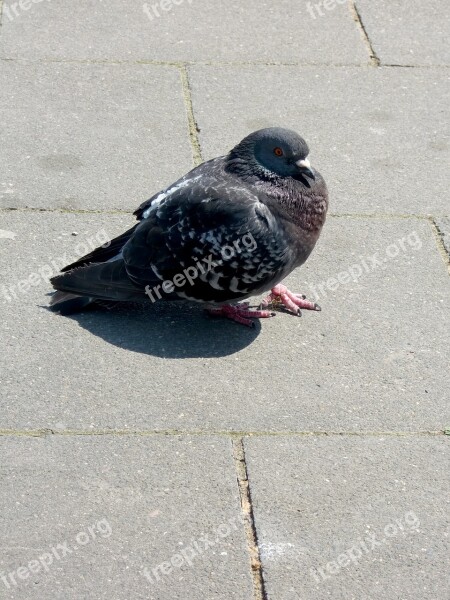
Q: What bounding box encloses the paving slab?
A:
[356,0,450,66]
[0,0,367,65]
[1,211,449,432]
[245,435,450,600]
[0,61,192,211]
[189,65,450,215]
[0,434,251,599]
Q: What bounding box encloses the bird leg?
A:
[260,284,321,316]
[206,302,275,328]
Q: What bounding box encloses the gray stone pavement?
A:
[0,1,449,599]
[0,435,252,600]
[0,62,192,211]
[245,436,450,600]
[356,0,450,66]
[0,0,366,63]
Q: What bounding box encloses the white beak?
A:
[294,157,315,180]
[295,158,311,170]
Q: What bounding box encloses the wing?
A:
[133,157,222,221]
[61,159,225,272]
[122,178,296,304]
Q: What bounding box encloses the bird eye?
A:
[273,147,283,157]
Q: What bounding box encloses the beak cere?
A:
[295,158,315,180]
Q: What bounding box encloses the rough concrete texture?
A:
[0,61,192,211]
[356,0,450,66]
[0,435,253,599]
[0,0,368,64]
[245,435,450,600]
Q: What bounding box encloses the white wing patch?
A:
[142,175,202,219]
[229,277,248,294]
[208,271,224,290]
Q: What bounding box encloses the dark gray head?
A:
[227,127,315,184]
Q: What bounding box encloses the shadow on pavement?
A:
[62,300,261,358]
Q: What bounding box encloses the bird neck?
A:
[224,154,328,233]
[255,174,329,233]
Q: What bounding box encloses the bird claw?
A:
[206,302,276,328]
[260,284,321,316]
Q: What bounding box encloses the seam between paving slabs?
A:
[1,57,449,69]
[0,430,446,437]
[349,1,380,66]
[429,218,450,273]
[232,438,267,600]
[178,64,203,167]
[0,207,137,215]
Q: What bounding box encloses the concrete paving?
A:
[0,0,367,64]
[0,435,252,599]
[0,1,449,599]
[245,436,450,600]
[356,0,450,66]
[0,61,192,211]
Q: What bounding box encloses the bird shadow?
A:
[60,301,261,358]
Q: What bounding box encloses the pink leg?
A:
[260,284,321,316]
[206,302,276,328]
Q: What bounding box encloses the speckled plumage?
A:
[50,127,328,315]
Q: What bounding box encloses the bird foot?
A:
[260,284,321,316]
[206,302,276,328]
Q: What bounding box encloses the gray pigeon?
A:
[50,127,328,326]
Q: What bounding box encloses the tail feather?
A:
[49,291,93,315]
[50,259,147,302]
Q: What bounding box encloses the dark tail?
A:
[49,226,140,314]
[49,259,150,314]
[49,291,93,315]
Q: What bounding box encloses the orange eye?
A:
[274,147,283,157]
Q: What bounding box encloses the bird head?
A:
[228,127,316,185]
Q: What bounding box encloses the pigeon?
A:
[50,127,328,327]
